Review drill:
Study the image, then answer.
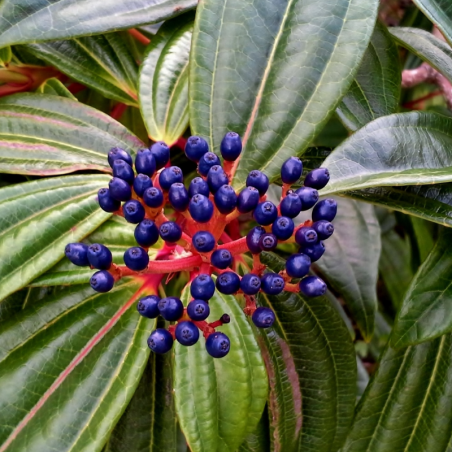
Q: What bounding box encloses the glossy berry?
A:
[147,328,173,354]
[193,231,216,253]
[246,170,269,195]
[65,243,89,266]
[259,233,278,251]
[191,274,215,300]
[237,186,260,213]
[272,217,294,241]
[207,166,229,193]
[158,297,184,321]
[199,152,221,176]
[90,270,114,293]
[296,187,319,211]
[206,332,230,358]
[124,246,149,271]
[135,148,156,176]
[304,168,330,190]
[189,177,210,197]
[285,253,311,278]
[281,157,302,184]
[143,187,164,208]
[280,193,302,218]
[299,276,327,297]
[221,314,231,324]
[137,295,160,318]
[295,227,318,247]
[253,201,278,226]
[312,198,337,222]
[159,166,183,190]
[113,159,135,184]
[261,273,285,295]
[123,199,145,224]
[246,226,266,254]
[150,142,170,169]
[87,243,112,270]
[176,321,200,346]
[185,136,209,162]
[98,188,121,213]
[313,220,334,240]
[211,249,232,269]
[252,307,275,328]
[187,299,210,321]
[109,177,132,201]
[189,194,214,223]
[134,219,159,247]
[214,185,237,214]
[240,273,261,295]
[133,174,153,197]
[169,183,189,212]
[159,221,182,243]
[216,271,240,295]
[108,147,132,167]
[220,132,242,161]
[299,241,325,262]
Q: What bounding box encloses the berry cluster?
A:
[65,132,336,359]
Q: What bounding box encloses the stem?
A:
[218,236,249,256]
[111,103,127,120]
[128,28,151,45]
[284,282,300,293]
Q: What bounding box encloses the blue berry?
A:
[135,148,156,176]
[90,270,115,292]
[87,243,112,269]
[159,166,183,190]
[159,221,182,243]
[246,226,266,254]
[189,177,210,197]
[191,274,215,300]
[313,220,334,240]
[299,276,327,297]
[312,199,337,222]
[261,273,285,295]
[259,233,278,251]
[285,253,311,278]
[150,142,170,169]
[199,152,221,176]
[158,296,184,321]
[207,166,229,193]
[296,187,319,210]
[280,193,302,218]
[169,183,189,212]
[133,174,153,197]
[113,159,135,184]
[246,170,269,195]
[123,199,145,224]
[272,217,294,241]
[148,328,173,353]
[299,241,325,262]
[143,187,164,208]
[220,132,242,161]
[295,227,318,247]
[214,185,237,214]
[124,246,149,271]
[253,201,277,226]
[206,332,230,358]
[193,231,216,253]
[185,136,209,162]
[98,188,121,213]
[240,273,261,295]
[189,194,214,223]
[65,243,89,266]
[108,147,133,167]
[211,249,232,269]
[176,321,200,346]
[281,157,302,184]
[134,219,159,247]
[137,295,160,318]
[109,177,132,201]
[187,299,210,321]
[252,307,275,328]
[216,271,240,294]
[304,168,330,190]
[237,186,260,213]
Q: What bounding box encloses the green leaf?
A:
[0,46,12,66]
[0,0,197,47]
[322,111,452,195]
[237,410,270,452]
[343,334,452,452]
[174,286,268,452]
[37,78,77,99]
[0,174,111,302]
[412,0,452,46]
[337,23,401,131]
[139,16,193,144]
[356,358,369,402]
[0,280,153,451]
[0,93,145,175]
[23,33,139,105]
[189,0,379,189]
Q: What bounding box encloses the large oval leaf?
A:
[412,0,452,46]
[189,0,379,189]
[0,93,145,175]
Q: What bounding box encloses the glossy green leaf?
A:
[356,358,369,402]
[139,16,193,144]
[23,33,139,105]
[189,0,379,189]
[0,93,145,175]
[0,47,12,66]
[174,287,268,452]
[0,0,197,47]
[0,280,152,451]
[37,78,77,99]
[337,23,401,131]
[412,0,452,46]
[0,174,111,302]
[237,411,270,452]
[343,334,452,452]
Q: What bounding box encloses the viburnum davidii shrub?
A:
[2,0,452,451]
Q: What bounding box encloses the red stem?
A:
[128,28,151,45]
[218,236,249,256]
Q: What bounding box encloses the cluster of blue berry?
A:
[64,132,336,359]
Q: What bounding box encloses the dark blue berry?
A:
[137,295,160,318]
[169,183,189,212]
[296,187,319,210]
[185,136,209,162]
[150,142,170,169]
[199,152,221,176]
[240,273,261,295]
[158,296,184,321]
[216,271,240,294]
[123,199,145,224]
[90,270,114,292]
[206,332,230,358]
[124,246,149,271]
[214,185,237,214]
[259,233,278,251]
[295,227,318,247]
[65,242,89,266]
[148,328,173,353]
[261,273,285,295]
[280,193,302,218]
[211,249,232,269]
[299,276,327,297]
[312,199,337,222]
[246,226,266,254]
[133,174,153,197]
[108,147,132,167]
[134,219,159,247]
[220,132,242,161]
[191,274,215,300]
[272,217,294,241]
[252,307,275,328]
[281,157,302,184]
[193,231,216,253]
[189,194,214,223]
[253,201,277,226]
[113,159,135,184]
[313,220,334,240]
[98,188,121,213]
[135,148,156,176]
[237,186,260,213]
[159,166,183,190]
[159,221,182,243]
[109,177,132,201]
[207,166,228,193]
[246,170,269,195]
[176,321,200,346]
[189,177,210,197]
[143,187,164,208]
[299,241,325,262]
[87,243,112,269]
[304,168,330,190]
[285,253,311,278]
[187,299,210,321]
